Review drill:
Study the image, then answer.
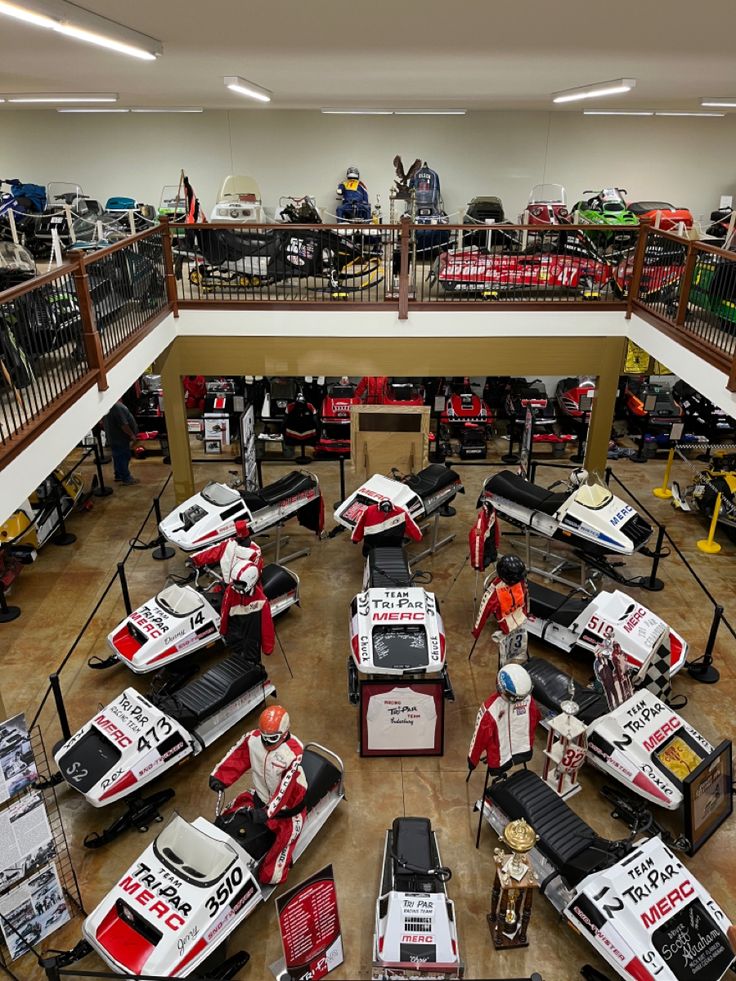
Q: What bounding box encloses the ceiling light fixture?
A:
[320,108,466,115]
[655,111,724,117]
[57,107,129,113]
[393,109,466,115]
[130,107,203,113]
[701,100,736,108]
[224,75,271,103]
[2,92,117,103]
[321,109,392,115]
[583,110,653,116]
[0,1,162,59]
[553,78,636,104]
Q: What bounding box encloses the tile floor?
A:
[2,444,735,981]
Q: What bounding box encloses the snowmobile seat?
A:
[487,769,621,887]
[158,656,267,728]
[261,563,297,600]
[527,581,589,628]
[252,470,315,507]
[525,656,606,727]
[368,547,412,588]
[403,464,460,501]
[301,748,341,811]
[487,471,568,515]
[391,817,443,893]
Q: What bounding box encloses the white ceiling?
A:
[1,0,736,111]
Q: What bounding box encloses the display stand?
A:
[413,509,456,562]
[541,689,587,800]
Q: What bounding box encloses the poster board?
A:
[240,403,259,492]
[359,680,444,757]
[518,406,534,479]
[683,740,733,855]
[272,864,343,981]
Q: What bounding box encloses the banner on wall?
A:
[272,864,344,981]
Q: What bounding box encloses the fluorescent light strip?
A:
[321,109,392,115]
[57,108,129,113]
[224,76,271,103]
[131,108,203,113]
[584,111,652,116]
[0,1,161,60]
[394,109,466,115]
[655,111,724,117]
[321,108,466,115]
[3,93,117,103]
[701,100,736,108]
[553,78,636,104]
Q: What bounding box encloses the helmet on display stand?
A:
[259,705,291,747]
[346,166,360,180]
[496,664,532,702]
[231,562,259,594]
[496,554,526,585]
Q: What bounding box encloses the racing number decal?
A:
[64,760,88,783]
[612,732,633,753]
[561,746,586,770]
[137,717,174,753]
[204,867,244,917]
[190,610,205,631]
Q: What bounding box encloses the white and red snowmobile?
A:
[159,469,322,552]
[348,546,451,703]
[478,769,734,980]
[316,379,361,455]
[372,817,462,979]
[55,745,345,978]
[526,580,687,676]
[334,465,463,532]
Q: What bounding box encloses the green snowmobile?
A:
[572,187,639,248]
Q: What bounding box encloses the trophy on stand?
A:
[542,678,588,799]
[487,819,539,949]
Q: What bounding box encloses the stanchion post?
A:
[647,524,666,591]
[95,425,110,464]
[49,673,71,742]
[52,491,76,547]
[687,605,722,684]
[151,496,175,561]
[0,581,21,623]
[92,436,113,498]
[118,561,132,616]
[339,455,346,504]
[653,446,675,499]
[697,492,722,554]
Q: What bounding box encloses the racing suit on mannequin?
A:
[355,376,387,405]
[211,721,307,885]
[336,171,371,221]
[472,555,529,667]
[191,529,274,663]
[183,375,207,411]
[468,664,539,775]
[351,499,422,554]
[468,501,500,571]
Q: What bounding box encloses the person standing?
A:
[104,400,139,485]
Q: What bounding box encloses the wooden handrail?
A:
[175,220,645,234]
[674,241,700,326]
[0,262,75,305]
[625,219,652,319]
[69,253,108,392]
[159,217,179,318]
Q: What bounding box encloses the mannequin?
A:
[468,664,540,775]
[472,554,529,667]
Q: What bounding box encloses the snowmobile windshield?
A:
[572,479,613,510]
[153,815,237,888]
[0,241,35,276]
[270,380,295,401]
[372,625,428,669]
[201,483,241,507]
[530,184,565,204]
[387,383,420,401]
[156,585,204,617]
[630,201,673,213]
[330,384,355,398]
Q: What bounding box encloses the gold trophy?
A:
[488,820,539,949]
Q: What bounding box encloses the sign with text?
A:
[275,865,343,981]
[684,740,733,855]
[360,680,444,757]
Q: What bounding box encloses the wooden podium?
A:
[349,404,430,480]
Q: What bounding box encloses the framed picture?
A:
[204,438,222,455]
[359,680,444,757]
[683,739,733,855]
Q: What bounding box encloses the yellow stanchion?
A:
[697,492,722,554]
[652,446,675,499]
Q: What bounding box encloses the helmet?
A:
[378,498,393,513]
[496,664,532,702]
[231,561,259,594]
[346,166,360,180]
[496,554,526,585]
[259,705,290,747]
[569,467,589,488]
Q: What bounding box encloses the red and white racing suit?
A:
[191,537,274,661]
[472,577,529,666]
[355,376,387,405]
[351,502,422,553]
[468,691,539,774]
[468,503,500,571]
[212,731,308,885]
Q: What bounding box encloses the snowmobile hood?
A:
[377,891,460,971]
[83,814,260,977]
[159,483,251,552]
[54,688,191,807]
[334,475,422,529]
[107,586,220,673]
[350,587,445,674]
[587,689,714,810]
[557,489,652,555]
[564,836,734,980]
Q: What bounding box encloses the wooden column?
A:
[158,344,195,502]
[585,336,627,476]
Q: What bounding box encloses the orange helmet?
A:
[259,705,290,747]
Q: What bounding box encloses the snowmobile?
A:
[555,376,597,424]
[682,452,736,542]
[462,195,515,250]
[32,183,102,255]
[0,239,36,291]
[378,378,424,406]
[316,379,361,455]
[159,469,322,552]
[211,175,264,224]
[526,580,687,675]
[70,196,157,246]
[478,769,735,980]
[408,163,451,259]
[334,465,463,533]
[104,560,299,674]
[262,377,299,421]
[688,249,736,330]
[572,188,639,248]
[71,744,345,977]
[0,178,46,247]
[627,200,693,232]
[671,380,736,443]
[439,378,492,458]
[505,381,568,441]
[0,468,86,552]
[622,377,684,438]
[480,469,654,561]
[372,817,461,979]
[520,184,571,225]
[348,545,450,703]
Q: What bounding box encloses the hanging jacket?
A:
[284,399,318,443]
[351,502,422,546]
[355,376,387,405]
[468,691,539,772]
[472,577,528,637]
[468,504,501,571]
[190,534,260,578]
[212,730,307,819]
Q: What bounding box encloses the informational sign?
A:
[644,394,658,413]
[0,792,56,895]
[684,740,733,855]
[240,403,259,492]
[518,405,534,479]
[360,680,444,757]
[0,863,68,961]
[670,422,685,442]
[0,715,37,806]
[273,865,344,981]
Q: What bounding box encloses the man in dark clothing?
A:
[104,401,139,484]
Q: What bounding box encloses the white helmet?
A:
[496,664,532,702]
[231,561,259,594]
[569,467,589,488]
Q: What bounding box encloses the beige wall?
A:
[1,109,735,223]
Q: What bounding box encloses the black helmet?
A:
[496,554,526,585]
[378,499,393,513]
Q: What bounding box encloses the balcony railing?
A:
[2,216,736,468]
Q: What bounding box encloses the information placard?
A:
[684,740,733,855]
[274,865,343,981]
